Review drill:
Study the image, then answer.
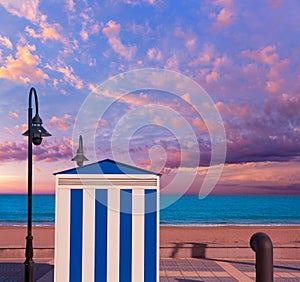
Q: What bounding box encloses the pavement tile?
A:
[215,260,254,282]
[244,272,256,278]
[0,262,53,282]
[219,278,238,282]
[213,271,230,277]
[196,271,214,277]
[1,258,300,282]
[274,263,300,273]
[228,261,255,272]
[276,272,297,278]
[181,271,200,277]
[291,272,300,277]
[165,270,183,277]
[274,279,300,282]
[180,278,207,282]
[164,278,180,282]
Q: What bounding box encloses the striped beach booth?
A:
[54,159,160,282]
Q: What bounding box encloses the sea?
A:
[0,194,299,226]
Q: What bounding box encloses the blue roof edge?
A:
[53,158,162,176]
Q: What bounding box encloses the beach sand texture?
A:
[1,225,300,245]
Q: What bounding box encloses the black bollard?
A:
[250,232,273,282]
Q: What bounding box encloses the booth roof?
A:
[53,158,161,176]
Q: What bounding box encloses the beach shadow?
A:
[170,242,184,258]
[205,257,255,266]
[274,264,300,272]
[176,279,204,282]
[205,257,300,271]
[0,262,53,280]
[190,242,207,258]
[170,242,207,258]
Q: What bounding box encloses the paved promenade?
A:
[1,258,300,281]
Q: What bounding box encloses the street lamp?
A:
[22,87,51,282]
[71,135,88,166]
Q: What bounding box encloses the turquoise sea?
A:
[0,194,299,226]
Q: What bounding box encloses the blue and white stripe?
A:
[54,187,159,282]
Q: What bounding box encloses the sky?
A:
[0,0,300,195]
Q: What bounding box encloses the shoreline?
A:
[1,223,300,227]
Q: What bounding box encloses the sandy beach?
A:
[1,225,300,281]
[160,225,300,245]
[1,225,300,247]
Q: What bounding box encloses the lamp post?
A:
[71,135,88,166]
[22,87,51,282]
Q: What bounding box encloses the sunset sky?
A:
[0,0,299,195]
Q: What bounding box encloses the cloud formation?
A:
[9,111,18,119]
[25,25,62,43]
[48,114,75,131]
[0,35,13,49]
[242,45,289,93]
[103,20,137,60]
[0,137,73,163]
[220,93,300,163]
[210,0,235,31]
[0,0,299,193]
[45,63,83,89]
[0,0,65,46]
[0,44,49,84]
[0,0,40,22]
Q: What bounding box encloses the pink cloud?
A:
[242,46,289,93]
[34,138,73,162]
[147,48,163,61]
[4,127,14,136]
[65,0,75,12]
[14,123,28,134]
[219,93,300,163]
[45,63,83,89]
[78,11,101,42]
[174,27,197,51]
[0,0,40,23]
[118,92,152,108]
[265,0,283,9]
[268,58,289,79]
[48,114,75,131]
[103,20,137,60]
[213,8,234,30]
[265,80,282,93]
[25,24,63,43]
[0,137,73,163]
[217,101,250,119]
[192,118,207,131]
[0,35,13,49]
[103,20,120,37]
[242,45,279,65]
[0,141,27,161]
[206,71,218,83]
[165,54,180,72]
[118,0,156,6]
[1,1,66,45]
[9,111,18,119]
[0,44,49,84]
[188,44,214,67]
[209,0,235,31]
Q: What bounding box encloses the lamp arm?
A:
[28,87,39,116]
